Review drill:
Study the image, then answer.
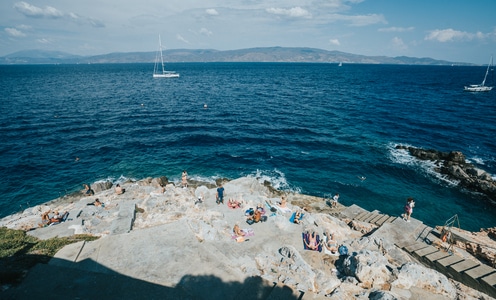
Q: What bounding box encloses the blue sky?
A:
[1,0,495,64]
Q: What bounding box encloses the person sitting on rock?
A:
[83,184,94,196]
[39,210,51,227]
[256,203,266,215]
[278,195,288,208]
[246,209,262,224]
[115,184,125,195]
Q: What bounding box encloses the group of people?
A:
[39,210,69,227]
[245,204,267,224]
[303,231,339,254]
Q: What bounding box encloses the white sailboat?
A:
[153,35,179,78]
[464,55,493,92]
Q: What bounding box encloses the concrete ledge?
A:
[448,260,480,283]
[412,245,440,263]
[480,272,496,298]
[340,204,368,220]
[363,212,379,223]
[435,255,464,275]
[462,264,496,292]
[424,250,451,265]
[404,242,430,253]
[375,214,390,226]
[369,214,384,224]
[50,241,86,268]
[110,200,137,235]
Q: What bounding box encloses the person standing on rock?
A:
[216,184,225,205]
[332,193,339,208]
[403,197,415,222]
[181,170,188,188]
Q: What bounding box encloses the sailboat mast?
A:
[482,55,492,86]
[158,34,165,74]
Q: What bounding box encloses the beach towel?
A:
[272,201,292,214]
[289,212,304,223]
[265,201,278,216]
[322,235,339,256]
[302,232,322,252]
[231,228,255,239]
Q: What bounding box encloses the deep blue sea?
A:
[1,62,495,231]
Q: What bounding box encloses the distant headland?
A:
[0,47,473,65]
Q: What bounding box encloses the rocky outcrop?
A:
[1,176,494,299]
[396,145,496,205]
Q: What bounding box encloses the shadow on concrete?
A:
[2,256,300,300]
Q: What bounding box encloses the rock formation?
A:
[0,176,493,299]
[396,145,496,205]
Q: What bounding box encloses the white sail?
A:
[464,55,493,92]
[153,35,179,78]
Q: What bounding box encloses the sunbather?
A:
[233,224,245,237]
[323,231,338,254]
[304,231,320,250]
[293,210,303,224]
[227,198,241,209]
[87,198,103,207]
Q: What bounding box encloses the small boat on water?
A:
[464,55,493,92]
[153,34,179,78]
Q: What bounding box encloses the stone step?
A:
[110,200,138,235]
[399,236,496,299]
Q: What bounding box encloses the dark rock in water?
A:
[396,145,496,205]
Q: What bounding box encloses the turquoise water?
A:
[0,63,495,231]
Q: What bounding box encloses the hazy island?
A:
[0,47,473,65]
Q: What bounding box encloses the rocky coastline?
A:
[1,176,496,299]
[396,145,496,205]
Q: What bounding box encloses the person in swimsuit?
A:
[305,231,319,250]
[323,231,338,254]
[181,170,188,188]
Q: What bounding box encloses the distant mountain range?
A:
[0,47,471,65]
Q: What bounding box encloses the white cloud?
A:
[14,1,63,18]
[424,28,482,42]
[379,26,414,32]
[5,27,26,37]
[206,8,219,16]
[13,1,104,27]
[329,39,340,46]
[266,7,312,19]
[176,34,190,44]
[37,38,51,44]
[330,13,386,26]
[391,37,407,50]
[199,28,213,36]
